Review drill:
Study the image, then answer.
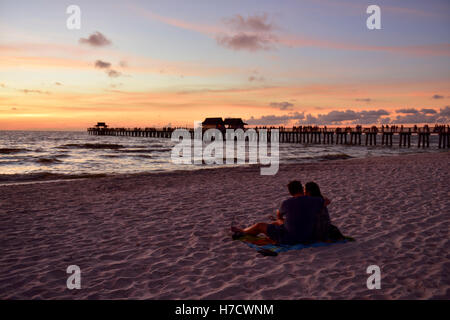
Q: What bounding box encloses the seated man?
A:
[231,180,324,245]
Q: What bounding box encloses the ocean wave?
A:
[134,154,153,159]
[117,148,171,153]
[101,154,120,158]
[147,143,167,148]
[36,157,62,164]
[54,153,71,158]
[317,153,353,161]
[148,148,171,152]
[296,153,354,162]
[0,172,108,183]
[59,143,124,150]
[117,149,154,153]
[0,148,29,154]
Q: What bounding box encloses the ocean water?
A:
[0,131,443,183]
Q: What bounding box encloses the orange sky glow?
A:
[1,1,449,130]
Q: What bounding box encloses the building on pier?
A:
[224,118,247,130]
[94,122,108,129]
[201,118,225,130]
[201,117,247,130]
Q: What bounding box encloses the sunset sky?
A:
[0,0,449,130]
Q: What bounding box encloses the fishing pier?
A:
[88,121,450,149]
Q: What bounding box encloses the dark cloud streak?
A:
[245,107,450,126]
[224,13,273,32]
[79,32,112,47]
[396,108,419,114]
[95,60,111,69]
[246,112,305,125]
[217,33,275,51]
[94,60,122,78]
[107,70,122,78]
[217,13,277,52]
[298,109,390,125]
[21,89,51,95]
[270,101,294,110]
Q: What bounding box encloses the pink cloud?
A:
[279,35,450,57]
[79,32,112,47]
[127,4,223,35]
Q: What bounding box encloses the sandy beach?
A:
[0,152,449,299]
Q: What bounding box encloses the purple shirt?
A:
[279,196,324,243]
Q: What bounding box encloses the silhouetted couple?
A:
[232,181,344,245]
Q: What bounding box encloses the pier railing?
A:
[87,125,450,149]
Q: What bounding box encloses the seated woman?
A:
[304,181,345,241]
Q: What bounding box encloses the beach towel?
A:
[232,233,355,256]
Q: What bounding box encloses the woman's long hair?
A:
[305,182,323,198]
